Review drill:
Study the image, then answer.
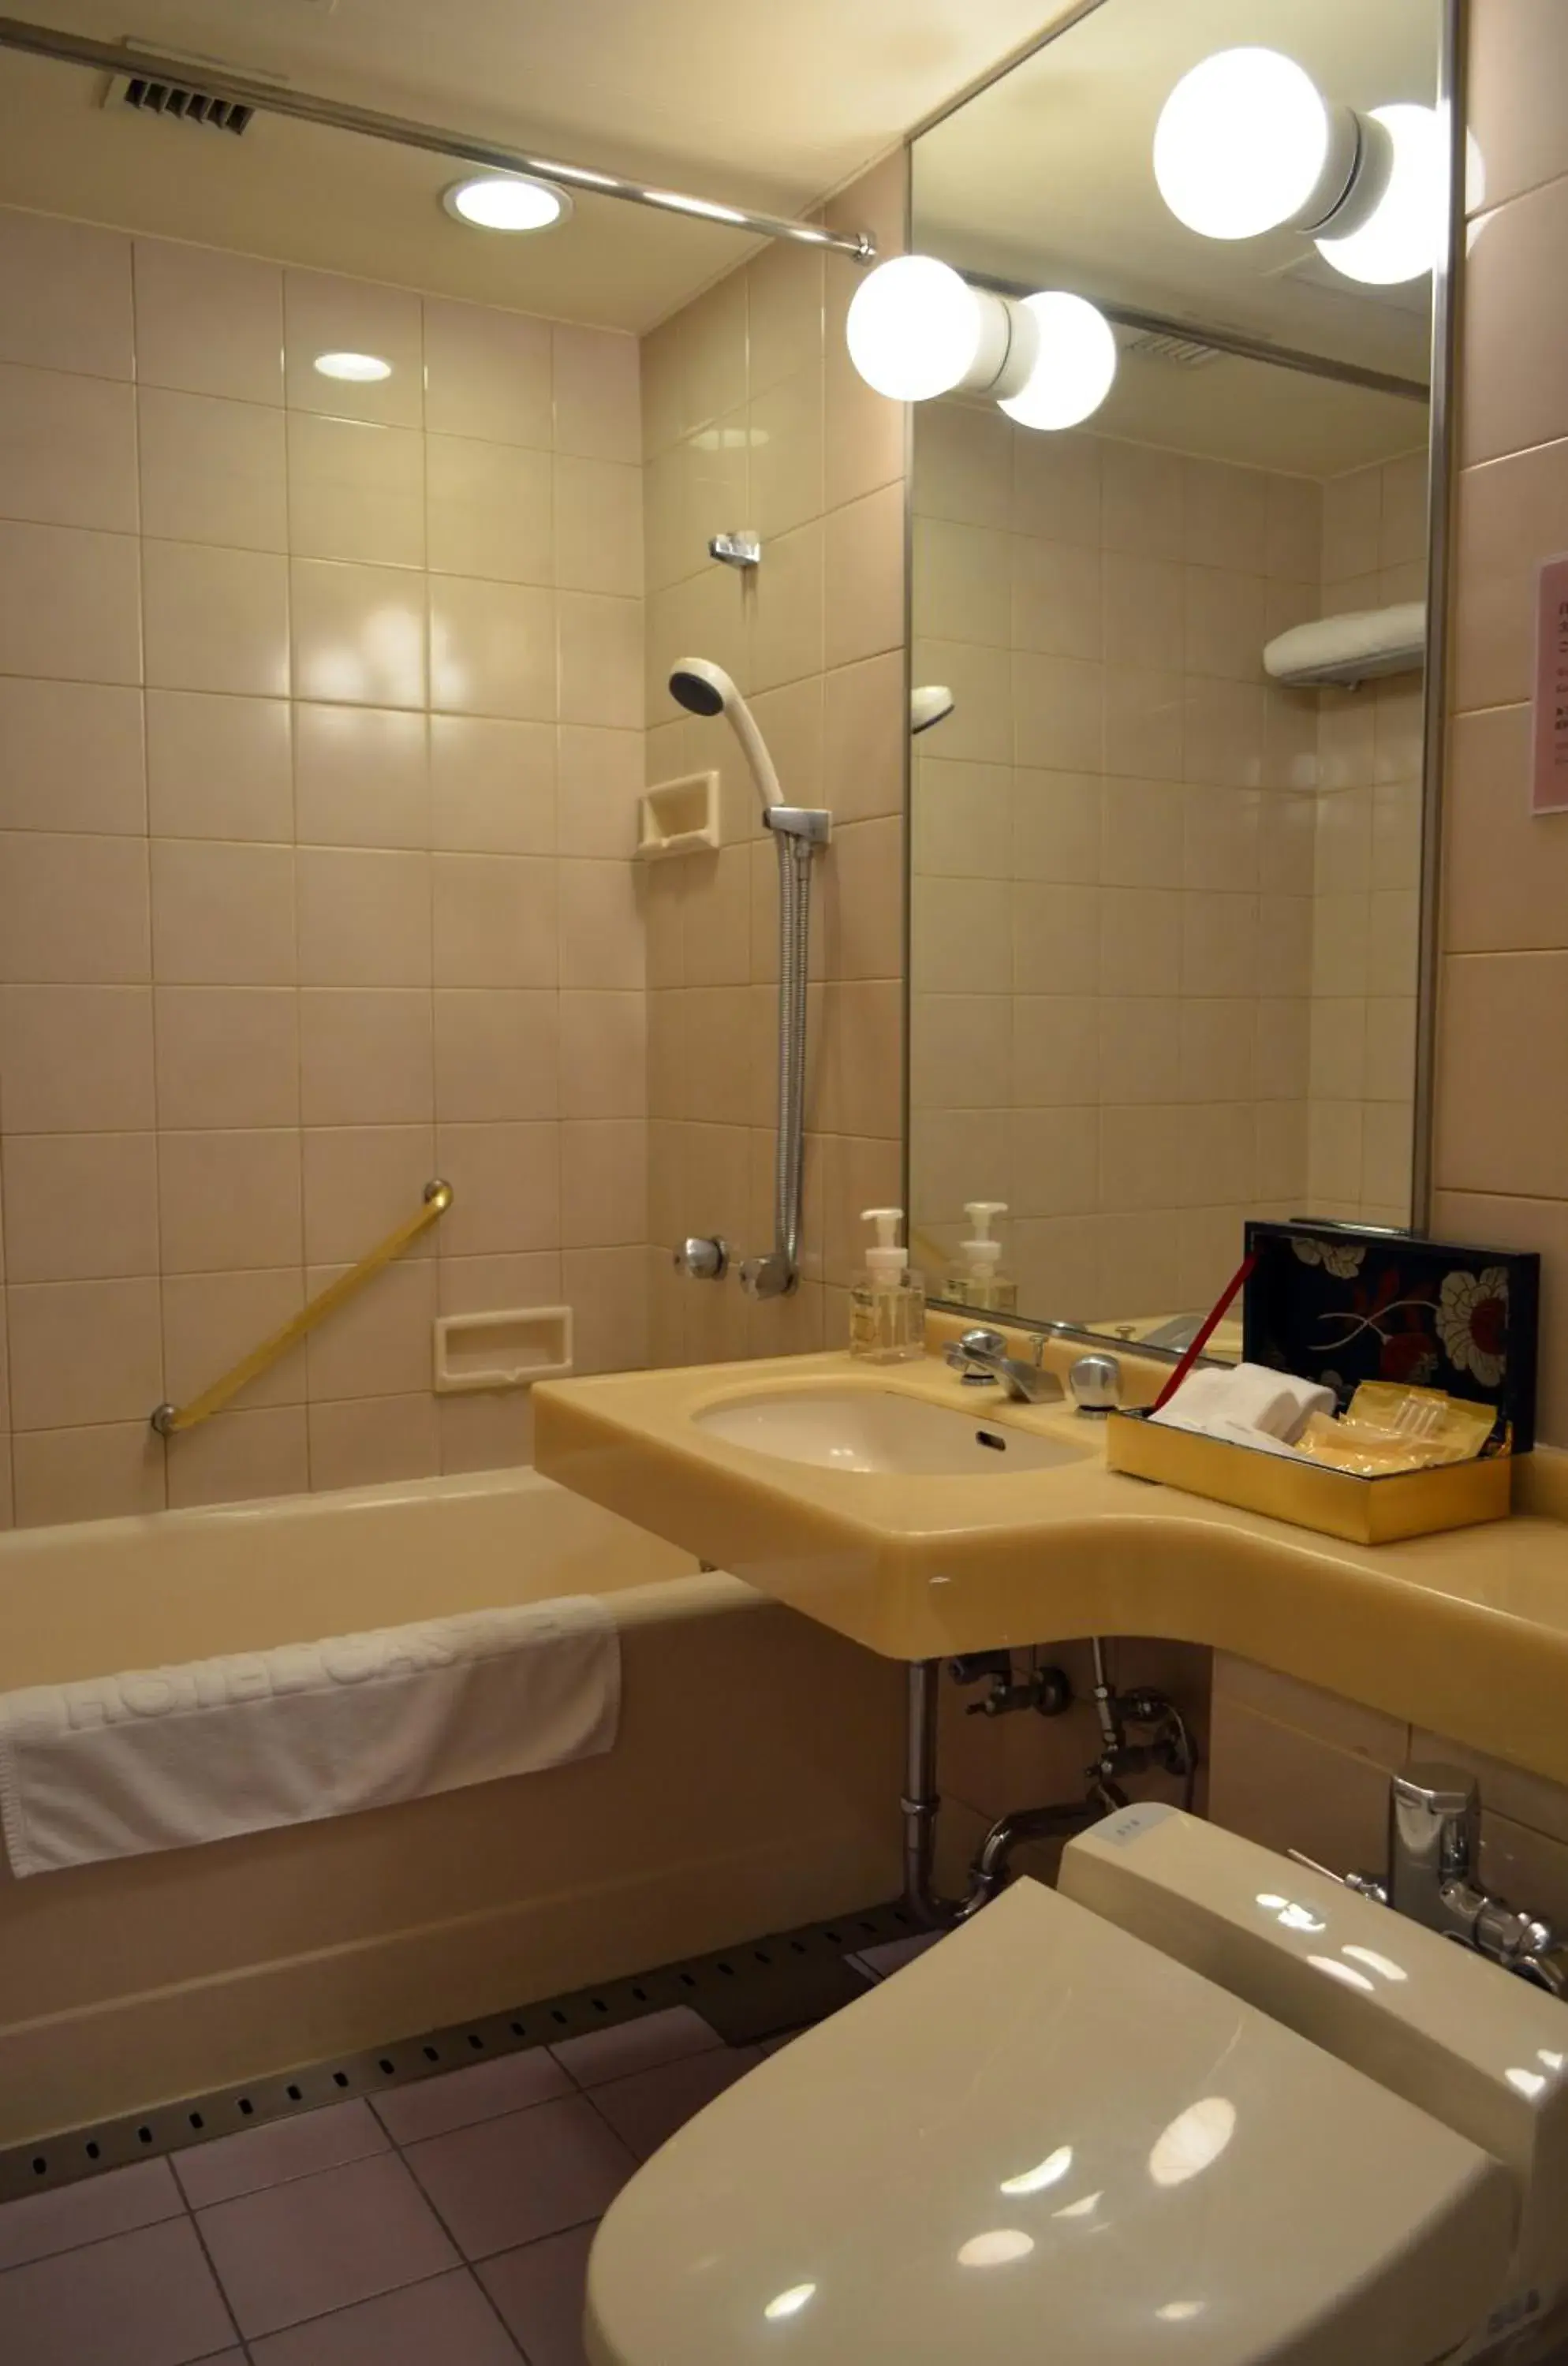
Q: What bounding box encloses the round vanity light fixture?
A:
[313,351,393,382]
[846,255,999,401]
[1154,48,1343,241]
[442,173,573,233]
[1315,103,1443,283]
[998,291,1118,431]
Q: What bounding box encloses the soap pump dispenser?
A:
[945,1201,1018,1315]
[849,1207,925,1364]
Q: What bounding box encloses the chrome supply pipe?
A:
[740,804,829,1301]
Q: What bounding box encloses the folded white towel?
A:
[0,1597,620,1879]
[1152,1361,1335,1447]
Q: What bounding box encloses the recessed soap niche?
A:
[432,1308,573,1394]
[637,769,720,859]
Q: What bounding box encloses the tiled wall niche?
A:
[908,397,1426,1323]
[0,206,648,1524]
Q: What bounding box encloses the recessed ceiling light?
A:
[313,351,393,382]
[442,174,573,232]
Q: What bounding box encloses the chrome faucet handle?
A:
[1069,1353,1122,1413]
[738,1249,796,1300]
[945,1327,1008,1381]
[674,1237,728,1281]
[1388,1763,1480,1928]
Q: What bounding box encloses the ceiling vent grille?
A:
[104,72,254,134]
[1122,329,1224,371]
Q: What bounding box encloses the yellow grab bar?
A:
[151,1180,454,1438]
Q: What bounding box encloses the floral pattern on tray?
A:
[1246,1222,1540,1452]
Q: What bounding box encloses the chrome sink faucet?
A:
[943,1327,1064,1405]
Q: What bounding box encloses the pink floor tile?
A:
[403,2095,635,2261]
[0,2215,236,2366]
[479,2222,596,2366]
[370,2045,570,2144]
[196,2151,458,2338]
[587,2046,762,2160]
[174,2100,390,2209]
[0,2159,184,2271]
[247,2267,519,2364]
[550,2006,722,2092]
[853,1931,944,1980]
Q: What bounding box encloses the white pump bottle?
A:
[944,1201,1017,1315]
[849,1207,925,1364]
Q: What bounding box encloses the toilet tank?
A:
[1060,1804,1568,2354]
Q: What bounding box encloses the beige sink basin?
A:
[693,1386,1089,1476]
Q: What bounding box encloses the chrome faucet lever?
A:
[1387,1763,1481,1932]
[943,1327,1064,1405]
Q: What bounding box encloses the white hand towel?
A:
[1152,1361,1335,1446]
[0,1596,619,1879]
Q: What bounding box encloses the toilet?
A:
[584,1805,1568,2365]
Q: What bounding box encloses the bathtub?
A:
[0,1468,903,2146]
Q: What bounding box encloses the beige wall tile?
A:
[554,455,644,596]
[558,860,644,989]
[0,985,155,1133]
[3,1131,158,1282]
[302,1125,436,1264]
[7,1277,162,1430]
[823,271,905,516]
[300,988,434,1125]
[0,834,150,985]
[284,271,423,427]
[432,853,555,988]
[820,817,902,981]
[134,242,282,405]
[563,1245,649,1375]
[1462,177,1568,465]
[291,556,426,708]
[430,574,554,720]
[306,1255,435,1400]
[151,841,295,986]
[823,485,904,671]
[294,703,431,849]
[750,518,824,694]
[1101,442,1182,561]
[287,412,424,569]
[561,1119,648,1247]
[0,521,141,684]
[427,435,551,584]
[159,1129,304,1274]
[139,389,287,551]
[436,1389,536,1476]
[433,1121,560,1256]
[13,1422,166,1525]
[1208,1693,1394,1872]
[166,1405,308,1510]
[434,989,558,1122]
[1102,554,1182,674]
[913,877,1004,996]
[558,591,644,730]
[155,987,300,1129]
[432,715,555,856]
[0,214,133,379]
[297,846,431,987]
[1432,1187,1568,1446]
[551,323,639,464]
[1435,953,1568,1198]
[913,399,1011,530]
[162,1268,306,1412]
[1264,475,1322,582]
[307,1392,440,1491]
[1465,0,1568,215]
[145,691,292,843]
[0,679,145,835]
[1452,438,1568,713]
[144,540,289,698]
[425,300,552,449]
[555,725,641,856]
[747,241,824,402]
[823,652,904,825]
[1100,778,1182,890]
[0,364,138,533]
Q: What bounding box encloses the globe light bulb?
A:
[1316,104,1443,284]
[998,292,1118,431]
[846,256,990,401]
[1154,47,1333,241]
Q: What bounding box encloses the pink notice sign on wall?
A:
[1533,553,1568,815]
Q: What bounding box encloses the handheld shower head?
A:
[911,684,956,735]
[668,655,782,812]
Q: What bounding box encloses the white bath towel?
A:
[0,1597,620,1879]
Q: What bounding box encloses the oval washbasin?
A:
[691,1388,1091,1476]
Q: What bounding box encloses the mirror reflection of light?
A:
[763,2283,816,2321]
[1308,1954,1376,1994]
[1342,1944,1407,1983]
[1053,2189,1103,2220]
[1507,2067,1548,2100]
[1148,2098,1236,2189]
[1156,2301,1205,2323]
[314,350,392,382]
[1000,2145,1073,2196]
[1540,2051,1565,2073]
[958,2229,1035,2269]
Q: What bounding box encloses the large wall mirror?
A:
[905,0,1451,1353]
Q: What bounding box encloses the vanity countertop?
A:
[534,1345,1568,1789]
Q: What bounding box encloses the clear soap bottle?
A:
[944,1201,1019,1315]
[849,1207,926,1364]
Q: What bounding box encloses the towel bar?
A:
[151,1180,453,1437]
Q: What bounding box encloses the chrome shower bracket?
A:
[765,805,831,846]
[708,531,762,569]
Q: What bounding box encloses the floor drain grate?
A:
[0,1897,917,2205]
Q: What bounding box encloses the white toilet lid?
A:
[585,1881,1514,2366]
